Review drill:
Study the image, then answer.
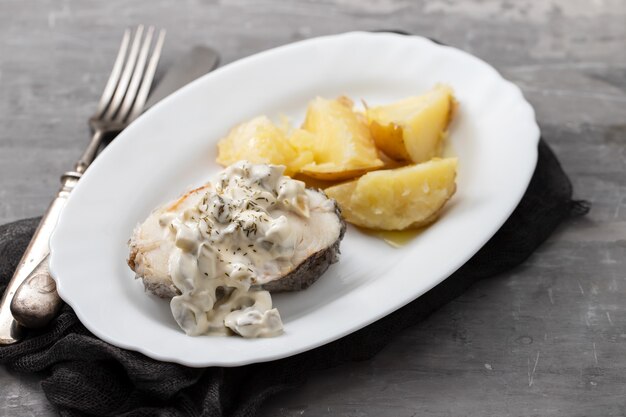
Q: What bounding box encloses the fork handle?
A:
[0,171,82,344]
[77,128,105,173]
[11,254,63,328]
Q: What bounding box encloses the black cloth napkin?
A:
[0,139,588,417]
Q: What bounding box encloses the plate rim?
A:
[49,31,540,367]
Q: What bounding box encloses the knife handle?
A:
[0,171,81,344]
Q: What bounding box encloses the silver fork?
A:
[0,26,166,344]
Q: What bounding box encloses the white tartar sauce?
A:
[159,161,310,337]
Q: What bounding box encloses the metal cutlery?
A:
[0,25,166,344]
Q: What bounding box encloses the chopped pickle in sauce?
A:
[160,162,311,337]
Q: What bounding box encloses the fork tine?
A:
[104,25,144,120]
[94,29,130,119]
[114,26,155,122]
[129,29,166,122]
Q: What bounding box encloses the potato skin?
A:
[300,164,380,181]
[369,120,411,161]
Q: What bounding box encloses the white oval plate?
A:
[50,32,539,367]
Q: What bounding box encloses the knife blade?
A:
[145,45,220,109]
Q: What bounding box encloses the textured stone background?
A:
[1,0,625,416]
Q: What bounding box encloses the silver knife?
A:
[5,45,220,338]
[145,46,219,108]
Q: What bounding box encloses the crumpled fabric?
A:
[0,139,588,417]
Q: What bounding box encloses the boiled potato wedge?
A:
[295,96,384,180]
[217,116,313,175]
[325,158,457,230]
[323,180,359,221]
[366,85,457,163]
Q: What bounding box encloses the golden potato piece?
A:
[217,116,313,175]
[323,180,360,222]
[325,158,458,230]
[300,164,379,181]
[369,121,411,160]
[366,85,457,163]
[294,96,384,180]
